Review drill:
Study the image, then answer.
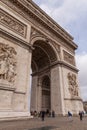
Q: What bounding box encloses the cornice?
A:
[26,0,73,40]
[32,60,79,75]
[64,98,82,101]
[50,61,79,73]
[0,0,78,49]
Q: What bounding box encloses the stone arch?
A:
[30,37,58,112]
[31,36,58,72]
[42,75,50,89]
[31,36,59,59]
[0,0,83,119]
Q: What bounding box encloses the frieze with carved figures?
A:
[0,9,27,38]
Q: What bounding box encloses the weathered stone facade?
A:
[0,0,83,119]
[83,101,87,112]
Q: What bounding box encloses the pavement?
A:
[0,116,87,130]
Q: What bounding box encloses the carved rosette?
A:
[67,72,79,97]
[0,43,17,83]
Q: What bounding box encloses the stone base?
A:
[0,111,32,121]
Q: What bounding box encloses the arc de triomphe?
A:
[0,0,83,119]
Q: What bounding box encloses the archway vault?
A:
[31,38,58,73]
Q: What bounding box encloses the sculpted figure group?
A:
[67,72,79,97]
[0,43,17,83]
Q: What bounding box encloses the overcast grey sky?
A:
[33,0,87,101]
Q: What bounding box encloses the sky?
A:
[33,0,87,101]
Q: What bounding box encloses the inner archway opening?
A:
[30,39,57,113]
[42,75,51,110]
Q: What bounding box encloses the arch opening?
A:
[30,39,57,112]
[31,40,57,73]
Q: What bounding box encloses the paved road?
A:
[0,116,87,130]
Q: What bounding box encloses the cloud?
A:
[34,0,87,26]
[76,53,87,101]
[33,0,64,8]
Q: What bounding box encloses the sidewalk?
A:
[0,116,86,130]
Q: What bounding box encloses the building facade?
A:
[0,0,83,119]
[83,101,87,113]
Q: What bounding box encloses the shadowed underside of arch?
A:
[31,40,57,72]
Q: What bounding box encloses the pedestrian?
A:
[41,110,45,121]
[68,111,73,121]
[79,111,83,121]
[52,110,55,117]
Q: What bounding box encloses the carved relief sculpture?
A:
[0,9,27,38]
[67,72,79,97]
[0,43,17,83]
[63,50,75,66]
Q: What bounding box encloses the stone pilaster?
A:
[30,75,38,111]
[50,66,64,115]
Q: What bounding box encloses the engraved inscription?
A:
[63,50,75,65]
[0,9,27,38]
[0,43,17,83]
